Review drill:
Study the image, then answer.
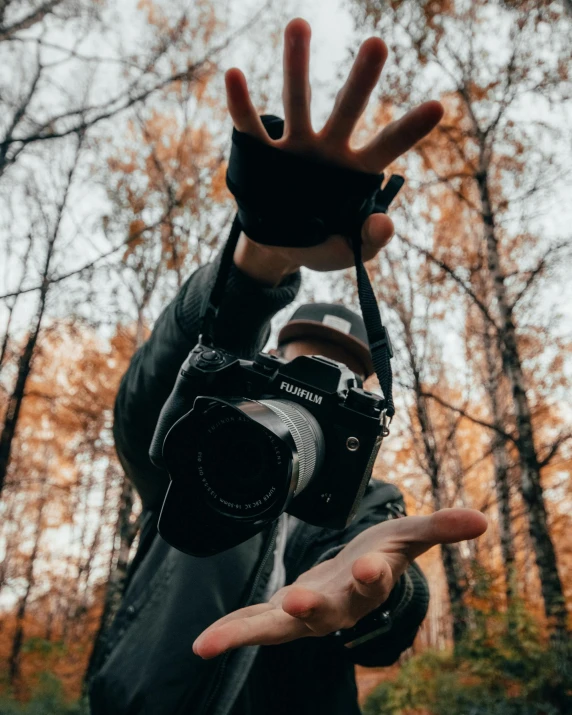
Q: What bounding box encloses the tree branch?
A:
[0,0,64,41]
[0,64,202,173]
[539,432,572,469]
[510,241,570,309]
[0,206,187,301]
[0,50,43,167]
[415,386,517,444]
[398,234,498,327]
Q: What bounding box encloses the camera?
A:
[150,342,388,556]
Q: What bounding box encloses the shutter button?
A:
[199,350,224,366]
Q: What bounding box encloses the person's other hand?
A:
[192,508,486,659]
[229,17,444,285]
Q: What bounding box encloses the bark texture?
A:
[477,157,568,637]
[482,323,516,602]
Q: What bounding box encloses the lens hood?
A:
[158,397,299,556]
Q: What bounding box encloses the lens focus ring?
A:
[259,399,324,495]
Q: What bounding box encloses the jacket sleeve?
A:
[285,480,429,667]
[113,246,302,510]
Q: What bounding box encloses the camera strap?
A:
[200,115,403,419]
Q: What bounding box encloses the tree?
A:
[379,245,473,643]
[1,1,299,697]
[347,0,572,637]
[0,0,254,498]
[0,132,84,496]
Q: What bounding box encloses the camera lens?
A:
[259,399,324,496]
[193,398,324,520]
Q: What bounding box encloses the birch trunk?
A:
[0,139,81,496]
[9,482,48,683]
[482,323,516,602]
[477,158,568,637]
[416,391,470,643]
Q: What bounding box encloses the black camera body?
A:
[151,342,386,556]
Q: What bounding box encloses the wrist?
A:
[233,232,300,288]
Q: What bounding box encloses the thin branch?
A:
[0,206,185,300]
[9,36,145,70]
[414,386,517,444]
[0,0,64,41]
[417,144,481,214]
[510,241,570,309]
[0,65,200,169]
[0,51,43,167]
[1,0,273,164]
[538,432,572,469]
[0,233,33,371]
[398,234,498,327]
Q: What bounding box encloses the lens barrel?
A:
[259,399,324,496]
[190,397,325,520]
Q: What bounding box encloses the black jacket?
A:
[88,248,430,715]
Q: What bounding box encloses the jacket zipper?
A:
[196,521,279,715]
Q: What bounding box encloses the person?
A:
[88,18,487,715]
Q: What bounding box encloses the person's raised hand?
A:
[192,508,487,659]
[228,17,444,285]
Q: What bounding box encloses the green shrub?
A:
[363,597,572,715]
[0,674,86,715]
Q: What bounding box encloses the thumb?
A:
[361,213,394,261]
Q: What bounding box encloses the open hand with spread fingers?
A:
[193,508,487,659]
[229,17,445,284]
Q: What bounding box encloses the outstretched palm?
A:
[227,17,444,274]
[193,508,487,659]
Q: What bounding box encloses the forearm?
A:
[113,243,301,509]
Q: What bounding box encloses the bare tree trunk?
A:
[377,253,471,644]
[393,286,470,643]
[0,233,33,374]
[416,390,470,643]
[0,137,81,496]
[0,299,46,495]
[72,463,114,641]
[477,160,568,638]
[0,488,18,591]
[84,476,138,685]
[482,323,516,603]
[9,481,48,683]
